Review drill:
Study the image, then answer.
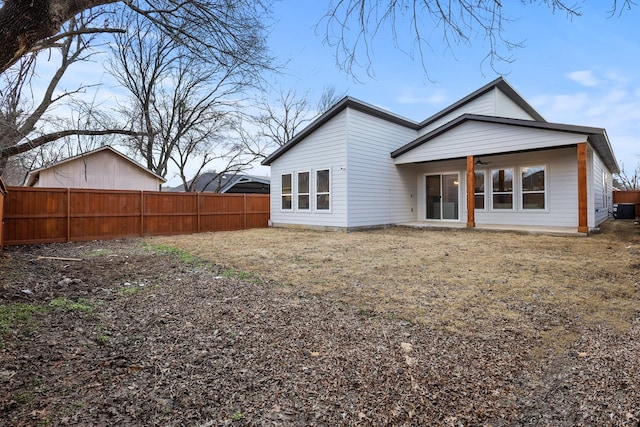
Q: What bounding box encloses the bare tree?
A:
[0,0,273,75]
[2,1,634,78]
[615,161,640,190]
[108,9,270,189]
[257,86,346,148]
[0,12,136,175]
[320,0,635,77]
[256,89,313,148]
[317,85,346,113]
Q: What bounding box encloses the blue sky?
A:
[264,1,639,175]
[25,2,639,185]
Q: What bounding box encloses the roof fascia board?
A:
[416,77,546,128]
[261,97,418,166]
[391,114,608,158]
[26,146,166,183]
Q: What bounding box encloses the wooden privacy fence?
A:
[1,187,270,246]
[613,190,640,217]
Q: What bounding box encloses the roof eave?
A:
[392,115,619,173]
[415,77,546,129]
[262,96,418,166]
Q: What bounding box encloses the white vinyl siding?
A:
[474,148,577,227]
[494,89,538,120]
[418,90,496,136]
[345,108,418,227]
[590,146,612,227]
[269,109,348,228]
[395,121,589,165]
[417,88,536,137]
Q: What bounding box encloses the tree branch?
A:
[1,129,141,159]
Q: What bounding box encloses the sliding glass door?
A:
[425,173,459,220]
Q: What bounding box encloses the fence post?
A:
[197,192,201,233]
[0,178,6,251]
[140,191,144,237]
[66,188,71,242]
[243,194,247,230]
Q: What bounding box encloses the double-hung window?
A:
[474,171,486,210]
[281,173,292,210]
[316,169,330,210]
[297,171,310,210]
[492,168,513,209]
[521,166,545,209]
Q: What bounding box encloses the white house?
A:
[262,78,619,234]
[25,146,166,191]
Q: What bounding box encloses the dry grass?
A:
[151,220,640,354]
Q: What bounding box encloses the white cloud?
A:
[566,70,600,87]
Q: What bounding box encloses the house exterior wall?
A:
[494,89,538,120]
[394,121,589,164]
[269,109,348,228]
[411,159,467,222]
[34,150,162,191]
[345,108,418,228]
[590,145,613,227]
[407,147,580,228]
[417,88,536,137]
[418,90,496,136]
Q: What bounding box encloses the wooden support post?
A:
[466,155,475,227]
[577,142,588,233]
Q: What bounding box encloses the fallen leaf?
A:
[401,342,413,353]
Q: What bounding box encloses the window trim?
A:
[296,170,310,211]
[490,167,515,211]
[280,173,292,211]
[520,165,547,211]
[473,170,487,211]
[315,168,331,212]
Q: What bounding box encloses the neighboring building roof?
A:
[261,77,545,166]
[169,172,270,193]
[24,146,166,187]
[391,114,619,174]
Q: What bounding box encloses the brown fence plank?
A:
[2,187,270,246]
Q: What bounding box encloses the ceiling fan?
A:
[475,158,492,165]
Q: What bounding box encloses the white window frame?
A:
[520,165,547,210]
[473,170,487,211]
[281,173,292,211]
[297,170,310,211]
[490,168,515,211]
[315,168,331,212]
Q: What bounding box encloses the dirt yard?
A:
[1,220,639,426]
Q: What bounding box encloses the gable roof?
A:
[417,77,545,127]
[25,146,166,186]
[261,77,543,166]
[391,114,619,173]
[260,78,619,174]
[261,97,419,166]
[169,172,270,193]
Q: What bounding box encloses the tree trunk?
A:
[0,0,117,73]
